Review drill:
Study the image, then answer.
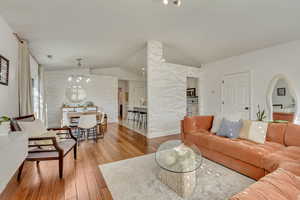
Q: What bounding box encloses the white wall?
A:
[147,41,202,138]
[45,69,118,127]
[0,17,19,117]
[202,40,300,122]
[91,67,144,81]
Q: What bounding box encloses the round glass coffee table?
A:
[155,140,203,198]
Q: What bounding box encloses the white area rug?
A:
[99,154,255,200]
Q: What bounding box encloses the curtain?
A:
[38,65,47,126]
[18,41,33,116]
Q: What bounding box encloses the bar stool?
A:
[139,111,147,129]
[133,107,140,123]
[127,107,135,122]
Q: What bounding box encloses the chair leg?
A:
[73,145,77,160]
[17,161,25,181]
[36,161,40,166]
[59,158,63,179]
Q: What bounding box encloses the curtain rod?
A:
[13,33,40,65]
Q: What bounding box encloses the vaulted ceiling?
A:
[1,0,300,70]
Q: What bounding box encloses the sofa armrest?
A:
[47,127,77,142]
[182,115,214,135]
[28,136,63,154]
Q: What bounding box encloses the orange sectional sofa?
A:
[181,116,300,200]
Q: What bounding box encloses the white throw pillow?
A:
[211,115,223,133]
[248,121,268,144]
[18,119,47,138]
[239,120,252,139]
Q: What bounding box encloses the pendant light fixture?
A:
[162,0,182,7]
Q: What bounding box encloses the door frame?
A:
[221,70,252,119]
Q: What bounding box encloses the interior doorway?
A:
[117,79,147,136]
[118,80,129,120]
[221,72,251,119]
[187,77,199,116]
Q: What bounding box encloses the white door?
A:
[222,72,250,120]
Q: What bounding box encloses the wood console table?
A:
[273,112,294,122]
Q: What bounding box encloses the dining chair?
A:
[12,115,77,179]
[78,115,102,142]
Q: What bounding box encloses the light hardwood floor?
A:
[0,123,180,200]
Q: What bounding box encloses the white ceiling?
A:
[1,0,300,70]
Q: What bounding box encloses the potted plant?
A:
[256,105,267,121]
[0,116,11,135]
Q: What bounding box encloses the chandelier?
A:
[65,58,91,103]
[67,58,91,84]
[162,0,181,7]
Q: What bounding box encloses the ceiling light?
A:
[163,0,169,5]
[173,0,181,7]
[76,58,82,67]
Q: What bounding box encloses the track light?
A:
[162,0,182,7]
[173,0,181,7]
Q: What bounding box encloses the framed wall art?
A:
[0,55,9,86]
[187,88,196,97]
[277,88,286,96]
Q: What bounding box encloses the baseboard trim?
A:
[147,129,180,139]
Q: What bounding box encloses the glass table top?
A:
[155,140,203,173]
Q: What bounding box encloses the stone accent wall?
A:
[147,41,202,138]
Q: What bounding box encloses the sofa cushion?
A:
[248,121,268,144]
[285,123,300,146]
[279,161,300,177]
[217,119,243,139]
[210,136,284,168]
[183,116,213,134]
[231,168,300,200]
[239,120,252,140]
[18,119,47,137]
[211,115,223,133]
[266,123,287,145]
[263,146,300,172]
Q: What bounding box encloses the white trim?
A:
[147,129,180,139]
[266,74,298,123]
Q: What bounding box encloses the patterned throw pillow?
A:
[248,121,268,144]
[211,115,223,133]
[217,118,243,139]
[239,120,252,139]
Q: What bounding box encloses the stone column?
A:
[146,41,164,138]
